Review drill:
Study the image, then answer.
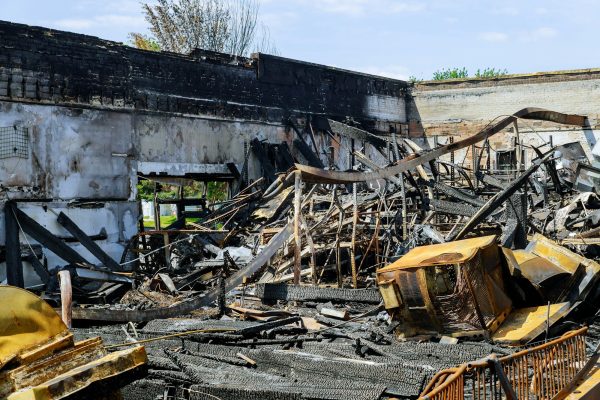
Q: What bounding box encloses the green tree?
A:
[130,0,276,56]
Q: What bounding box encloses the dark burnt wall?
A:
[0,20,409,126]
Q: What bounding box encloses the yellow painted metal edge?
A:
[565,364,600,400]
[0,287,69,370]
[492,302,572,345]
[1,338,106,397]
[7,346,147,400]
[377,235,496,272]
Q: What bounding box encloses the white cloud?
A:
[260,11,299,30]
[491,6,519,16]
[352,65,410,80]
[389,2,426,13]
[307,0,426,16]
[520,27,558,42]
[479,31,509,43]
[53,14,145,32]
[53,19,95,30]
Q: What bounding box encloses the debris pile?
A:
[4,108,600,399]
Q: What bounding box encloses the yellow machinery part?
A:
[0,286,70,370]
[492,302,572,345]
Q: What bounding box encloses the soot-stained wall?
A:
[0,20,409,286]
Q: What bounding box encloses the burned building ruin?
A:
[2,19,600,400]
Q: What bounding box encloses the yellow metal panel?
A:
[7,346,147,400]
[377,235,496,273]
[492,302,572,345]
[527,233,600,275]
[378,280,401,309]
[0,338,106,398]
[565,364,600,400]
[0,286,69,370]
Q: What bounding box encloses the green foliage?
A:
[136,179,228,202]
[206,181,228,202]
[143,215,177,228]
[432,67,469,80]
[129,33,161,51]
[474,67,508,78]
[432,67,508,81]
[137,180,156,201]
[183,181,203,198]
[408,75,423,84]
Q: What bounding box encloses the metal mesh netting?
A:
[0,126,29,159]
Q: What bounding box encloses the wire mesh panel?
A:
[0,126,29,159]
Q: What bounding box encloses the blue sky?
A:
[2,0,599,80]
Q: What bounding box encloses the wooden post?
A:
[472,144,478,188]
[5,202,24,288]
[391,130,407,241]
[293,171,302,285]
[400,172,407,241]
[153,182,160,230]
[58,270,72,328]
[300,215,317,285]
[351,183,358,288]
[514,120,522,178]
[333,188,343,288]
[163,233,171,269]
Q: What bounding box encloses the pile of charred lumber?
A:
[6,108,600,399]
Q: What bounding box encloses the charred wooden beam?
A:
[450,152,551,241]
[423,180,484,207]
[12,206,89,266]
[4,202,24,287]
[250,138,277,183]
[25,252,50,284]
[325,118,389,149]
[57,212,121,271]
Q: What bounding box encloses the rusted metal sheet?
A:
[378,235,496,271]
[296,108,586,183]
[376,235,512,337]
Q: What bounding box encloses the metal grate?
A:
[0,126,29,159]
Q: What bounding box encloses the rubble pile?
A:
[5,108,600,399]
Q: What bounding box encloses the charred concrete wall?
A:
[0,20,409,286]
[407,70,600,169]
